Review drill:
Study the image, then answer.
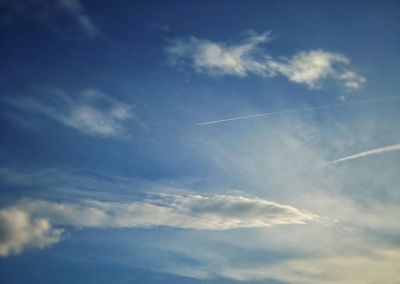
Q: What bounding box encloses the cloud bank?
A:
[3,88,133,137]
[0,194,320,256]
[166,32,365,90]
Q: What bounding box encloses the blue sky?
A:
[1,0,400,283]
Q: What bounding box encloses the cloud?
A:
[15,194,319,230]
[219,249,400,284]
[0,194,320,256]
[166,32,366,90]
[1,0,99,37]
[57,0,98,37]
[166,32,273,77]
[0,207,63,257]
[3,88,134,137]
[267,50,365,89]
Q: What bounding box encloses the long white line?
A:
[267,143,400,182]
[196,96,400,126]
[331,144,400,163]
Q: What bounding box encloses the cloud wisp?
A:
[167,32,273,77]
[218,249,400,284]
[2,88,134,137]
[197,95,400,125]
[167,32,365,90]
[1,0,99,37]
[0,194,321,256]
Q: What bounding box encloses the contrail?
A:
[267,143,400,182]
[331,144,400,163]
[196,95,400,126]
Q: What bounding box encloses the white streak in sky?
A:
[331,144,400,163]
[268,144,400,181]
[196,96,400,126]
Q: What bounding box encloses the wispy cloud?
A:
[166,32,273,77]
[0,194,320,256]
[166,32,366,90]
[218,249,400,284]
[3,88,134,137]
[16,194,319,229]
[0,207,63,257]
[57,0,98,37]
[1,0,99,37]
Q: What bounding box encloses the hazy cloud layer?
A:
[2,89,133,137]
[167,32,365,90]
[219,249,400,284]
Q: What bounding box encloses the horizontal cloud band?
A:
[0,194,320,256]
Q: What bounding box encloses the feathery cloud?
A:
[16,194,319,230]
[167,32,273,77]
[1,0,99,37]
[166,32,365,90]
[0,194,320,256]
[3,88,134,137]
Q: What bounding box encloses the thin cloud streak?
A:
[267,143,400,181]
[196,95,400,126]
[332,144,400,163]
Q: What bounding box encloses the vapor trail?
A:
[196,95,400,126]
[268,143,400,182]
[331,144,400,163]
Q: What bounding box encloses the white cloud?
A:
[14,194,319,230]
[167,32,274,77]
[3,88,134,137]
[0,207,63,257]
[268,50,357,89]
[0,194,320,256]
[166,32,366,90]
[338,70,367,90]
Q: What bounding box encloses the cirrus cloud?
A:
[0,193,321,256]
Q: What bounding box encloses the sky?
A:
[0,0,400,283]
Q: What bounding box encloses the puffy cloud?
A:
[268,50,365,89]
[2,88,134,137]
[0,207,63,257]
[166,32,366,90]
[15,194,320,230]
